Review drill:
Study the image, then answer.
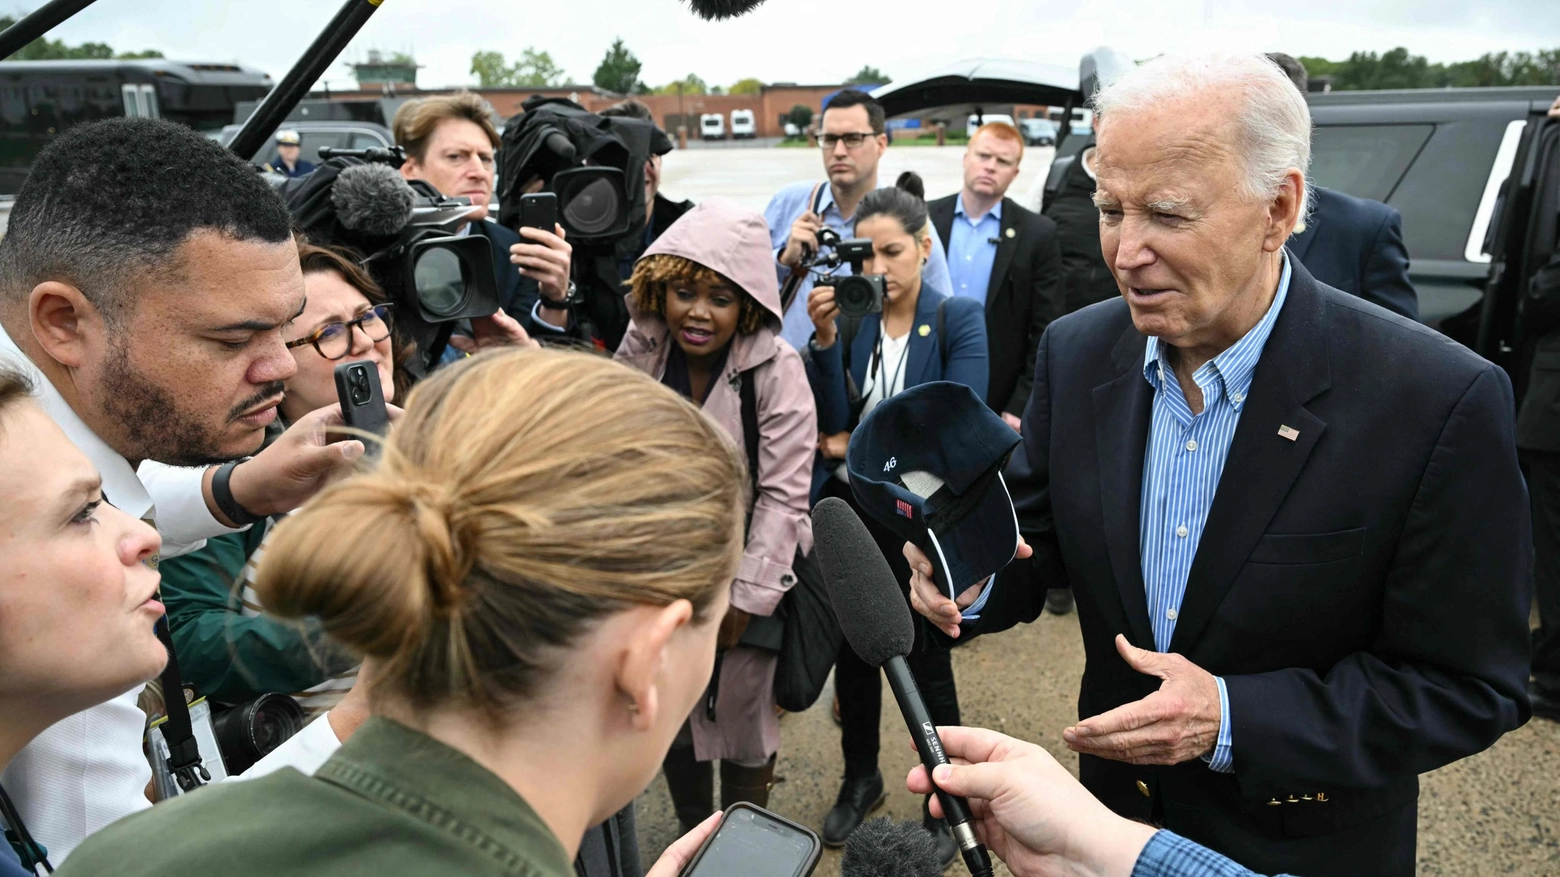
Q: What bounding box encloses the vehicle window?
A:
[121,83,139,117]
[139,84,159,119]
[1309,124,1434,202]
[350,131,387,149]
[301,132,350,165]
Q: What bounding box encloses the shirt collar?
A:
[316,718,575,875]
[1142,252,1292,412]
[955,193,1002,223]
[0,321,153,519]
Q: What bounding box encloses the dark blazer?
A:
[806,285,988,498]
[928,194,1064,416]
[967,259,1530,876]
[1290,187,1419,320]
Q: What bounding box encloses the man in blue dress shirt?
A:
[906,52,1530,877]
[765,89,950,351]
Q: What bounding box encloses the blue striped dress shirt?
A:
[1139,255,1291,773]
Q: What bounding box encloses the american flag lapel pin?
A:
[1277,424,1300,441]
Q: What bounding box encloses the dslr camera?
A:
[802,227,887,318]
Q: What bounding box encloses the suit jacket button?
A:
[1136,780,1150,798]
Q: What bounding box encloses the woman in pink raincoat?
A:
[616,198,817,832]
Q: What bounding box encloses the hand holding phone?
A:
[679,803,820,877]
[519,192,558,232]
[333,361,390,457]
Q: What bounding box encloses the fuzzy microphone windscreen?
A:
[330,163,415,237]
[812,497,915,668]
[841,818,944,877]
[684,0,768,20]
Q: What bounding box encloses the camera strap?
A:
[779,183,829,315]
[154,615,210,792]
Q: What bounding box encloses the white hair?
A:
[1092,52,1313,219]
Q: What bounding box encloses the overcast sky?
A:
[32,0,1560,92]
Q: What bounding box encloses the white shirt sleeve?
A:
[234,714,342,781]
[137,462,246,559]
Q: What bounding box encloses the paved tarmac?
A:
[635,608,1560,875]
[659,143,1057,217]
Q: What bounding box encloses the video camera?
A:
[276,149,501,375]
[802,227,887,318]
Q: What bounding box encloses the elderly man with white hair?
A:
[906,52,1532,876]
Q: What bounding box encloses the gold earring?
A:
[627,701,640,714]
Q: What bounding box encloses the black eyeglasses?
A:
[285,304,395,361]
[819,132,879,150]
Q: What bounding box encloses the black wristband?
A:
[212,459,262,527]
[540,281,578,310]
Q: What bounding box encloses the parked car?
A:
[967,113,1016,138]
[1019,118,1057,146]
[700,113,726,140]
[730,109,756,139]
[215,119,394,168]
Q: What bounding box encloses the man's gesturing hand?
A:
[907,726,1156,877]
[905,538,1032,638]
[1063,635,1222,765]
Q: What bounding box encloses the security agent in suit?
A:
[1517,246,1560,721]
[1288,186,1418,320]
[906,54,1531,877]
[1265,53,1418,321]
[929,122,1064,429]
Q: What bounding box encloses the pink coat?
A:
[616,198,817,618]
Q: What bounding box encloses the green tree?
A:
[471,48,567,87]
[729,77,764,95]
[845,65,890,86]
[785,104,813,131]
[593,37,644,95]
[0,16,160,60]
[654,73,707,95]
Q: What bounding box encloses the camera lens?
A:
[834,275,884,318]
[211,693,304,776]
[413,247,467,317]
[562,177,623,236]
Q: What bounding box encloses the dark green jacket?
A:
[159,520,352,704]
[57,718,576,877]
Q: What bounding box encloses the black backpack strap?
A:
[739,368,761,535]
[937,298,949,365]
[779,183,830,315]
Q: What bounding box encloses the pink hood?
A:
[639,197,785,327]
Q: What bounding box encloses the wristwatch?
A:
[212,458,264,527]
[540,281,578,310]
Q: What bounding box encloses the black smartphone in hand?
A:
[519,192,558,233]
[680,803,820,877]
[333,360,390,457]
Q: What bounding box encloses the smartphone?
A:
[333,360,390,456]
[680,803,820,877]
[519,192,558,233]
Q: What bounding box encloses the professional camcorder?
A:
[802,227,887,318]
[276,149,500,374]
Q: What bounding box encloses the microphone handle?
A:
[882,656,995,877]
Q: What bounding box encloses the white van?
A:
[966,113,1016,139]
[730,108,756,139]
[700,113,726,140]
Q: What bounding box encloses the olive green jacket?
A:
[57,718,575,877]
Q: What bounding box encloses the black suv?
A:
[1306,86,1560,379]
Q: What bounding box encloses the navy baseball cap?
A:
[846,382,1022,598]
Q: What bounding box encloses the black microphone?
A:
[841,817,942,877]
[812,497,995,877]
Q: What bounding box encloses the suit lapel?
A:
[1093,324,1157,649]
[1168,267,1333,654]
[905,291,941,383]
[931,196,955,252]
[849,315,880,388]
[986,200,1018,314]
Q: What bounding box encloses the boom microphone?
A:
[812,498,995,877]
[330,162,416,237]
[684,0,768,20]
[841,818,942,877]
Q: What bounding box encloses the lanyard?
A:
[869,331,911,402]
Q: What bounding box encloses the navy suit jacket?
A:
[966,259,1529,876]
[807,285,988,497]
[1289,187,1418,321]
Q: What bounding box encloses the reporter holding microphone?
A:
[58,348,753,877]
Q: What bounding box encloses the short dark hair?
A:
[0,117,293,325]
[857,173,928,237]
[823,89,886,135]
[600,99,654,121]
[1266,53,1308,94]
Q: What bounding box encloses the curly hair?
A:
[627,254,766,336]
